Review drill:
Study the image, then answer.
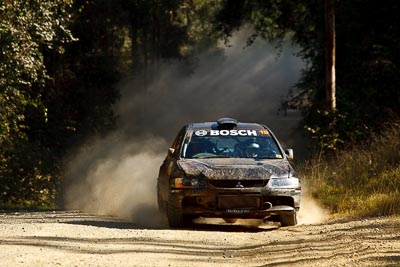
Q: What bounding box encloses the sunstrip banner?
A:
[194,129,260,136]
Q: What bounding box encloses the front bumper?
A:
[171,185,301,219]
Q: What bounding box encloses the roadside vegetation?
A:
[1,0,399,213]
[300,120,400,217]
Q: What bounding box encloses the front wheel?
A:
[280,211,297,226]
[167,194,185,228]
[157,184,166,213]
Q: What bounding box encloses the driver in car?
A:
[245,143,260,158]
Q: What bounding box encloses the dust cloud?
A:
[63,30,320,228]
[298,194,329,225]
[63,133,168,227]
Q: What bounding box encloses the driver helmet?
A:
[245,143,260,157]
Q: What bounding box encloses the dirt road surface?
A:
[0,211,399,267]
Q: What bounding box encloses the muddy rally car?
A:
[157,118,301,228]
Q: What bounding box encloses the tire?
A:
[280,211,297,226]
[157,184,166,213]
[167,194,185,228]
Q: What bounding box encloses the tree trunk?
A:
[325,0,336,110]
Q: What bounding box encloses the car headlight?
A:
[268,177,300,189]
[171,177,207,189]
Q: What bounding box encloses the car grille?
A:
[218,195,261,209]
[209,179,268,188]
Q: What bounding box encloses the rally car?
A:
[157,118,301,228]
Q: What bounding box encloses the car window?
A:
[171,126,186,150]
[181,129,283,159]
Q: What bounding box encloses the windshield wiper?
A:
[193,154,230,159]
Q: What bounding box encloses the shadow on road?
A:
[0,210,280,232]
[64,217,279,233]
[65,220,144,229]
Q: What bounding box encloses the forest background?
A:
[1,0,399,214]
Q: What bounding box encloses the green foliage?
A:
[217,0,400,151]
[304,109,343,152]
[300,121,400,217]
[296,0,400,150]
[173,0,223,54]
[0,0,74,207]
[217,0,320,47]
[303,107,384,153]
[2,0,400,209]
[0,0,224,208]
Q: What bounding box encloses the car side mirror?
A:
[285,149,294,159]
[168,148,175,156]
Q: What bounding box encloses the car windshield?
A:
[181,129,283,159]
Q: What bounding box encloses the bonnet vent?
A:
[217,118,238,128]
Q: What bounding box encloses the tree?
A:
[0,0,74,206]
[325,0,336,111]
[0,0,227,207]
[216,0,400,150]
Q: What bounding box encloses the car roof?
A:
[185,118,268,131]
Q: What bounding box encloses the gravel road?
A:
[0,211,399,267]
[0,211,400,266]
